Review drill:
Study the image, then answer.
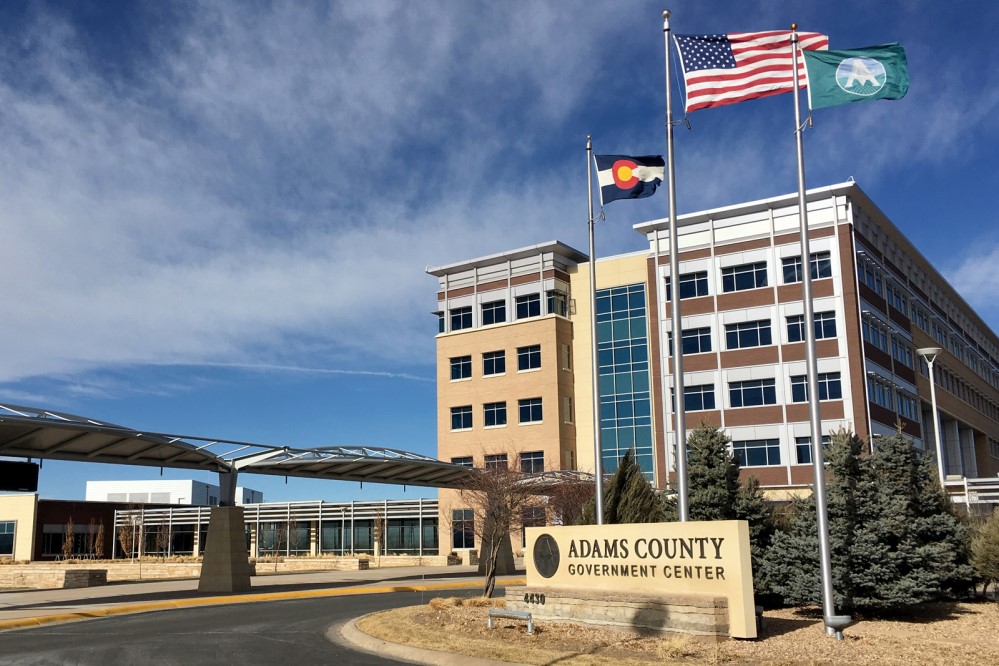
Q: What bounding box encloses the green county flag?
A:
[803,43,909,109]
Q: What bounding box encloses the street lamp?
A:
[916,347,946,487]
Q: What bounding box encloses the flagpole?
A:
[587,135,605,525]
[663,10,688,521]
[791,25,837,634]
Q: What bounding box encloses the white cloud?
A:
[1,1,996,395]
[947,243,999,323]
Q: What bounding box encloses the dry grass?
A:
[356,597,999,665]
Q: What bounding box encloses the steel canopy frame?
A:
[0,404,474,489]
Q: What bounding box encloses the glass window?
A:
[596,283,653,480]
[517,345,541,371]
[0,521,14,557]
[782,252,832,284]
[665,271,709,300]
[484,454,508,470]
[796,435,832,465]
[516,293,541,319]
[862,317,890,353]
[684,384,716,411]
[790,372,843,403]
[733,439,781,467]
[450,405,472,430]
[562,395,574,423]
[451,456,473,467]
[729,379,777,407]
[484,402,507,427]
[450,306,472,331]
[725,320,772,349]
[450,355,471,380]
[483,351,506,376]
[668,327,712,355]
[867,376,894,409]
[519,397,543,423]
[436,312,444,334]
[787,311,837,342]
[547,290,568,316]
[721,262,768,292]
[452,509,474,549]
[481,300,506,325]
[520,451,544,474]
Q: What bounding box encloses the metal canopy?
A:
[0,404,473,488]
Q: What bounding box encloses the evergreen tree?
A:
[763,429,973,611]
[582,450,665,524]
[685,423,740,521]
[971,508,999,602]
[679,423,776,596]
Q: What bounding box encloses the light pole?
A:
[916,347,947,487]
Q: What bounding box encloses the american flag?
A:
[674,31,829,112]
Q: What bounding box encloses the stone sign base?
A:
[505,585,729,640]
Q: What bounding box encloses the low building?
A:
[0,492,439,561]
[85,479,263,506]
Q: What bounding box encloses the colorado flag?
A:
[594,154,665,205]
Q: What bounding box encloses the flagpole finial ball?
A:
[662,10,671,19]
[790,23,798,31]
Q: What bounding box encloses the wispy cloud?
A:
[0,0,996,397]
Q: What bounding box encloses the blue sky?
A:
[1,1,996,502]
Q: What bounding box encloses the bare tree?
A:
[117,506,143,561]
[155,523,171,557]
[546,475,596,526]
[86,518,98,558]
[95,522,106,560]
[117,515,134,560]
[61,515,75,561]
[456,452,543,597]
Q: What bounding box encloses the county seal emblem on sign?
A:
[533,533,559,578]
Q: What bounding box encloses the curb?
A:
[0,578,525,633]
[332,615,530,666]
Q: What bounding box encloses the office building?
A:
[428,181,999,552]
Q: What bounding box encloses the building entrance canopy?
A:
[0,404,474,490]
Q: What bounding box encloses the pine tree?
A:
[680,423,775,596]
[686,423,740,521]
[763,429,973,611]
[582,450,665,524]
[971,508,999,602]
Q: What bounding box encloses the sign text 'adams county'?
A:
[567,536,727,580]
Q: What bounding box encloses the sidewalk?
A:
[0,565,515,631]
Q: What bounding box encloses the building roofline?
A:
[633,180,862,233]
[426,240,589,277]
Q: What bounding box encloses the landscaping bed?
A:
[355,597,999,665]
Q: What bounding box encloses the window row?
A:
[442,290,571,332]
[866,375,919,420]
[450,450,545,474]
[861,316,914,369]
[450,398,550,430]
[667,312,837,355]
[669,373,843,411]
[449,345,541,380]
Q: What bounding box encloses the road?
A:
[0,587,484,665]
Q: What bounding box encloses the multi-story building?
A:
[428,181,999,554]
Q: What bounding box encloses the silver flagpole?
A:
[791,25,837,634]
[587,135,605,524]
[663,10,688,521]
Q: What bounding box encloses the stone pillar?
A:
[198,506,252,593]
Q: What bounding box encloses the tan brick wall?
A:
[0,493,37,561]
